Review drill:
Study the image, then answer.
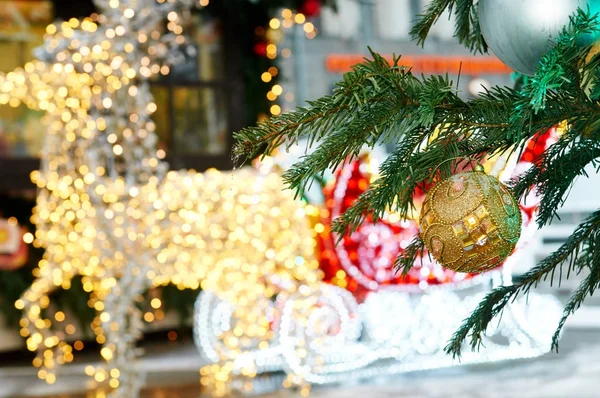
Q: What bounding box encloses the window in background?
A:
[171,86,228,155]
[0,1,52,158]
[0,5,242,190]
[150,13,235,170]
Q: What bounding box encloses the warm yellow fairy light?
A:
[282,19,293,29]
[150,298,161,309]
[261,72,272,82]
[23,232,34,244]
[271,84,283,96]
[54,312,65,322]
[270,104,281,115]
[258,8,320,121]
[143,312,154,322]
[100,347,113,360]
[306,30,317,40]
[269,19,281,29]
[266,44,277,54]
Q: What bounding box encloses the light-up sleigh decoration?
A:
[194,136,564,389]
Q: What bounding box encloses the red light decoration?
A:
[301,0,321,17]
[253,41,267,57]
[318,155,475,297]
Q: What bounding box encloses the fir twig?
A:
[394,235,426,275]
[235,8,600,356]
[234,50,404,163]
[410,0,487,53]
[444,285,517,357]
[446,210,600,357]
[551,248,600,352]
[511,133,600,227]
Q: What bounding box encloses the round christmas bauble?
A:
[419,166,522,274]
[318,155,479,293]
[478,0,597,76]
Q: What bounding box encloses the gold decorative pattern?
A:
[419,168,522,273]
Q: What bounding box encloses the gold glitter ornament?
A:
[419,164,522,273]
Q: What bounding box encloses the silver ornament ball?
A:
[478,0,594,76]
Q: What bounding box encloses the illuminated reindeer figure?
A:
[0,1,321,396]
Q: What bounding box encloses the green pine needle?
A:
[410,0,487,53]
[446,210,600,357]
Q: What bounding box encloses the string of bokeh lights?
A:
[258,8,318,118]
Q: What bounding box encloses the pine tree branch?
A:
[233,50,408,163]
[410,0,453,46]
[445,210,600,358]
[281,96,401,193]
[508,12,600,223]
[329,84,558,240]
[510,10,600,131]
[234,103,349,161]
[394,235,426,275]
[410,0,486,53]
[551,249,600,352]
[444,285,517,358]
[234,8,600,357]
[453,0,486,53]
[330,125,468,236]
[511,133,600,227]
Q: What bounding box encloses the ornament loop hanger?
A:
[428,156,483,182]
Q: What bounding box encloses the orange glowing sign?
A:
[325,54,513,76]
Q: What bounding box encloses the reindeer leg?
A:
[18,262,76,385]
[93,265,149,398]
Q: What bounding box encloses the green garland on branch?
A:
[235,4,600,357]
[411,0,486,53]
